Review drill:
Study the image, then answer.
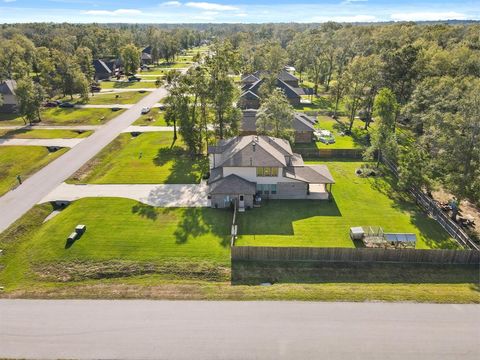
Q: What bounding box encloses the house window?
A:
[256,167,278,177]
[271,184,277,194]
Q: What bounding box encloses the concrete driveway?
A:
[0,138,84,148]
[39,182,209,207]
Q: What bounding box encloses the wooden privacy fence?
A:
[231,246,480,265]
[382,156,479,251]
[295,148,364,159]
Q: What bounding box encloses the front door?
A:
[239,195,245,208]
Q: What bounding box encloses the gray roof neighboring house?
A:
[93,59,112,75]
[239,90,261,101]
[241,74,259,84]
[141,52,152,61]
[241,110,316,133]
[285,165,335,184]
[209,174,256,195]
[0,80,17,96]
[278,69,299,83]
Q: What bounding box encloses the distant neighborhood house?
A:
[207,135,334,210]
[92,59,112,81]
[0,80,18,113]
[141,46,153,65]
[241,109,316,143]
[238,70,306,109]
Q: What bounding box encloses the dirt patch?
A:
[70,156,102,182]
[433,189,480,238]
[34,260,230,282]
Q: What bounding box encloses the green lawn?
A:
[86,91,149,105]
[139,68,169,76]
[100,81,157,89]
[294,116,367,150]
[0,146,68,196]
[69,132,208,184]
[0,200,231,291]
[133,109,167,126]
[0,129,92,139]
[156,62,190,69]
[0,108,125,126]
[41,108,125,125]
[235,160,456,249]
[0,201,476,302]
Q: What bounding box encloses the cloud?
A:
[341,0,367,4]
[311,14,376,22]
[185,2,239,11]
[161,1,182,6]
[391,11,467,21]
[84,9,143,16]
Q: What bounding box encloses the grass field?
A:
[0,202,477,302]
[86,91,149,105]
[0,108,124,126]
[235,160,456,249]
[293,116,371,150]
[100,81,157,89]
[133,109,167,126]
[69,132,208,184]
[0,129,92,139]
[0,146,68,196]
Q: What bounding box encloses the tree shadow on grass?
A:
[236,199,341,236]
[232,260,479,284]
[167,207,231,247]
[153,146,208,184]
[370,169,457,248]
[132,203,158,221]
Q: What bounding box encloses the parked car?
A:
[128,76,141,82]
[314,130,336,144]
[90,86,101,92]
[59,102,74,108]
[141,107,151,114]
[43,101,58,108]
[111,105,122,111]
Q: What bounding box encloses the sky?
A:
[0,0,479,23]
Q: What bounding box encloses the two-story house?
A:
[207,135,334,210]
[238,70,305,109]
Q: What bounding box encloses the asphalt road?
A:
[0,87,167,233]
[0,300,478,360]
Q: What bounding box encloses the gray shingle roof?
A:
[210,135,294,168]
[93,59,112,75]
[0,80,16,96]
[285,165,335,184]
[209,174,256,195]
[278,69,299,82]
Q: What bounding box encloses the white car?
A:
[141,107,151,114]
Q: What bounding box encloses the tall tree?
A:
[120,44,140,75]
[16,77,46,125]
[256,88,295,141]
[366,88,398,165]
